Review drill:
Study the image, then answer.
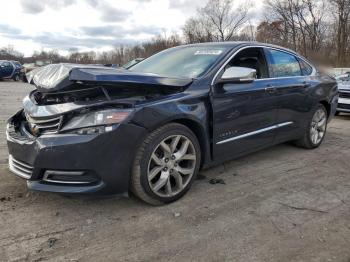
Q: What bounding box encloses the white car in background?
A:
[336,74,350,114]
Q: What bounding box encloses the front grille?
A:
[25,114,63,135]
[8,155,33,179]
[339,91,350,99]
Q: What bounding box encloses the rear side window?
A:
[266,49,302,77]
[299,59,313,75]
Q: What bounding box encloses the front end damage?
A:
[6,64,192,195]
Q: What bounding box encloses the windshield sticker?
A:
[194,50,223,56]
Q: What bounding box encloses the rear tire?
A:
[130,123,201,205]
[295,104,328,149]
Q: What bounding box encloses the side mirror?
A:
[219,67,257,83]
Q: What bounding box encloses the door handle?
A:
[265,85,276,94]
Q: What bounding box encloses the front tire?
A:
[295,104,328,149]
[13,74,20,81]
[130,123,201,205]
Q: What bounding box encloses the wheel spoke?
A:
[312,132,318,144]
[170,136,181,153]
[148,166,163,181]
[319,131,325,140]
[160,141,171,154]
[175,166,194,175]
[175,140,190,160]
[317,118,326,129]
[316,110,323,121]
[172,171,184,190]
[151,153,163,166]
[152,171,169,191]
[180,154,196,161]
[165,179,172,196]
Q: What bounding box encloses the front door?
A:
[212,47,280,160]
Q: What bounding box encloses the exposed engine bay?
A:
[31,85,170,107]
[27,63,192,107]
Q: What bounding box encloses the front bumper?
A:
[6,116,147,195]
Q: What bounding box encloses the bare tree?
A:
[183,18,215,43]
[199,0,250,41]
[0,45,24,61]
[256,20,288,46]
[266,0,299,50]
[295,0,327,56]
[330,0,350,66]
[266,0,327,58]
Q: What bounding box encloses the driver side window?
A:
[227,48,269,79]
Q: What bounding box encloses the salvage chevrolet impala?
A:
[6,42,338,205]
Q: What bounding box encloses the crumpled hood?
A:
[26,63,193,93]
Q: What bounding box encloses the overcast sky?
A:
[0,0,264,57]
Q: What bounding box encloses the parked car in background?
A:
[104,64,119,68]
[0,60,23,81]
[6,42,338,205]
[122,58,144,69]
[336,74,350,114]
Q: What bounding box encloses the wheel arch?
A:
[319,100,331,118]
[170,118,210,168]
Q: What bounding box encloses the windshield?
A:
[129,46,230,78]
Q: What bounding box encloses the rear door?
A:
[264,48,314,141]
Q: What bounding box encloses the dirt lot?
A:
[0,81,350,262]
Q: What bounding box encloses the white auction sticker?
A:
[194,50,223,56]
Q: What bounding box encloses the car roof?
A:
[180,41,299,56]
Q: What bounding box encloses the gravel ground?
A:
[0,81,350,262]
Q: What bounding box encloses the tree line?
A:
[1,0,349,67]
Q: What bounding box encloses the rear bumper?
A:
[6,117,148,195]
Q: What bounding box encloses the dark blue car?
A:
[6,42,338,205]
[0,60,23,81]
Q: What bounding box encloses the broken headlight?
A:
[61,109,133,134]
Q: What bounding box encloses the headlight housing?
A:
[61,109,133,134]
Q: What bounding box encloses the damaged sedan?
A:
[6,42,338,205]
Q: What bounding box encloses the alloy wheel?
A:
[310,108,327,145]
[147,135,197,197]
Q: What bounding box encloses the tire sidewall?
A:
[138,125,201,204]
